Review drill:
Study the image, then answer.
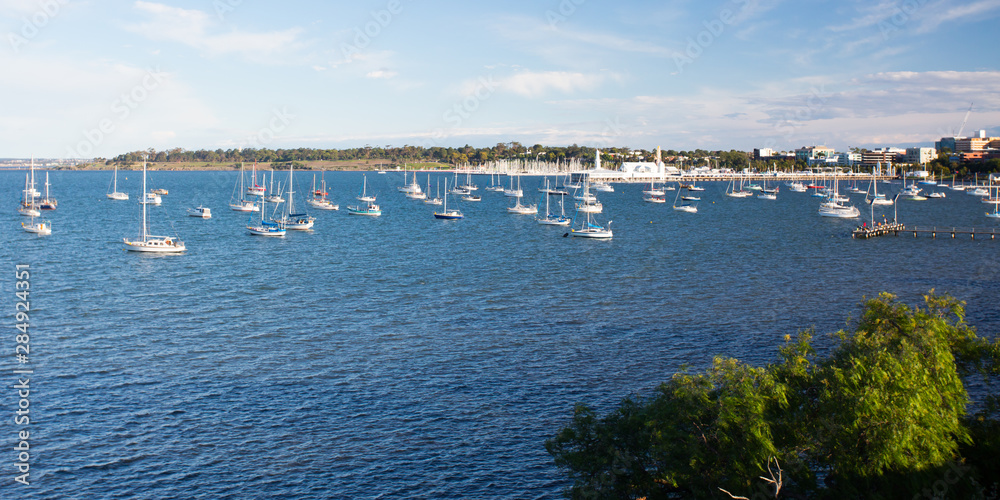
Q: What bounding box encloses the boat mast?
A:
[141,156,148,241]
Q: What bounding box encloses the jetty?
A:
[854,224,999,240]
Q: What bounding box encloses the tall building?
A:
[795,146,835,162]
[904,147,936,165]
[861,148,905,168]
[754,148,775,160]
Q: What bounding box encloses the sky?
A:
[1,0,999,159]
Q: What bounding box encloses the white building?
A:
[904,147,936,165]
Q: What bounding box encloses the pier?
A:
[853,224,999,240]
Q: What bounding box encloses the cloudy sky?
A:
[2,0,999,158]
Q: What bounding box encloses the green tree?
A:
[547,293,1000,499]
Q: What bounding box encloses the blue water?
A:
[3,171,998,499]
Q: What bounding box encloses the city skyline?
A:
[2,0,999,158]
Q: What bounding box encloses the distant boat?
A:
[21,217,51,235]
[866,177,893,206]
[537,190,571,225]
[592,180,614,193]
[187,206,212,218]
[123,157,186,253]
[307,172,339,210]
[726,175,752,198]
[459,171,478,192]
[643,178,666,197]
[247,195,285,237]
[151,188,168,196]
[38,172,57,210]
[18,174,40,217]
[424,178,443,205]
[504,174,523,197]
[434,179,464,219]
[107,164,129,200]
[347,175,382,216]
[275,163,316,230]
[461,194,482,202]
[230,163,259,212]
[247,161,265,196]
[142,192,162,206]
[507,175,537,214]
[928,191,946,199]
[673,185,697,213]
[265,170,284,203]
[569,211,612,239]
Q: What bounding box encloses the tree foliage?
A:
[547,293,1000,499]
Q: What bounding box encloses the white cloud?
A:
[125,1,308,64]
[502,71,613,97]
[366,70,398,79]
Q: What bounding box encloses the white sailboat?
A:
[347,175,382,216]
[537,190,571,225]
[507,175,538,214]
[247,162,266,196]
[18,174,40,217]
[21,216,51,235]
[673,186,698,213]
[107,163,129,200]
[265,170,285,203]
[275,163,315,230]
[247,195,285,236]
[123,157,186,253]
[230,163,259,212]
[569,210,612,238]
[424,178,443,205]
[307,172,339,210]
[867,176,893,206]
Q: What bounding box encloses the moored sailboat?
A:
[123,157,186,253]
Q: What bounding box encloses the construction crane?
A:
[957,102,973,138]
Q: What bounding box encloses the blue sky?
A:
[2,0,999,158]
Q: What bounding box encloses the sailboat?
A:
[818,173,860,218]
[504,174,523,197]
[18,174,40,217]
[247,161,266,196]
[726,174,752,198]
[757,178,777,200]
[21,215,51,235]
[347,175,382,216]
[459,171,477,192]
[20,172,49,233]
[867,176,893,206]
[508,175,538,214]
[230,163,259,212]
[247,195,285,236]
[123,157,186,253]
[107,163,129,200]
[569,210,612,238]
[486,171,504,192]
[434,179,464,219]
[673,184,698,213]
[38,172,57,210]
[265,170,284,203]
[307,172,339,210]
[643,178,666,197]
[424,178,443,205]
[987,176,1000,218]
[537,190,571,225]
[275,163,315,230]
